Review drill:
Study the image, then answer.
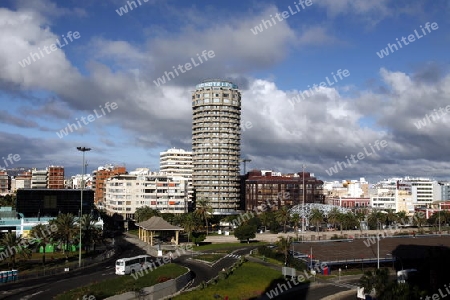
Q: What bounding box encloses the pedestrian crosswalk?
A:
[225,254,241,259]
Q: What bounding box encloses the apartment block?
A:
[0,171,11,194]
[47,166,64,189]
[104,170,188,220]
[244,170,325,211]
[12,170,32,192]
[192,80,242,215]
[160,148,193,206]
[31,168,48,189]
[92,165,126,205]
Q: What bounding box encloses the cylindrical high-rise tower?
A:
[192,80,241,215]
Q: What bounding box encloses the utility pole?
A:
[302,164,306,233]
[377,219,380,269]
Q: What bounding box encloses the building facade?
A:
[13,170,32,192]
[0,171,10,194]
[16,189,94,217]
[92,165,127,205]
[244,170,325,211]
[104,170,188,219]
[30,167,65,189]
[47,166,65,189]
[31,168,47,189]
[192,80,241,215]
[160,148,193,204]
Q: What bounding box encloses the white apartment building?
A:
[370,188,396,210]
[370,177,440,212]
[104,170,188,220]
[160,148,193,202]
[31,169,47,189]
[69,174,93,189]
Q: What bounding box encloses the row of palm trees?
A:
[0,213,102,268]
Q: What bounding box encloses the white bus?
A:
[115,255,153,275]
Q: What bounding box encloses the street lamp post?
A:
[77,146,91,268]
[302,164,305,234]
[377,219,380,269]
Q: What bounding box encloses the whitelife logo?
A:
[325,140,388,176]
[115,0,150,16]
[153,50,215,87]
[18,31,81,68]
[413,105,450,129]
[376,22,438,59]
[56,102,118,139]
[288,69,350,108]
[250,0,313,35]
[0,154,20,170]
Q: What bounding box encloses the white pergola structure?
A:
[136,216,183,246]
[290,203,351,227]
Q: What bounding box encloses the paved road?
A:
[0,238,144,300]
[177,247,257,288]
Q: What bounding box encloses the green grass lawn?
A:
[251,254,283,266]
[193,241,267,252]
[54,263,187,300]
[173,262,283,300]
[194,253,225,263]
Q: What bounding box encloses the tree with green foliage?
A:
[359,268,424,299]
[80,214,102,254]
[259,211,274,232]
[134,206,161,223]
[275,206,291,233]
[194,199,213,235]
[191,231,206,246]
[368,211,388,230]
[276,236,292,266]
[234,223,257,243]
[309,208,324,233]
[341,212,358,231]
[326,207,341,232]
[50,213,76,253]
[29,223,54,265]
[0,232,32,268]
[291,213,300,240]
[181,212,200,243]
[355,209,368,232]
[412,211,426,228]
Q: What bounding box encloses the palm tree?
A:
[327,207,341,231]
[341,212,358,231]
[134,206,161,223]
[275,206,291,233]
[412,211,426,228]
[194,199,212,235]
[50,213,76,254]
[259,211,273,232]
[277,236,292,266]
[0,232,32,268]
[355,209,368,232]
[291,213,300,240]
[358,268,390,298]
[182,213,199,243]
[309,208,324,233]
[368,211,387,230]
[80,214,101,254]
[29,224,54,266]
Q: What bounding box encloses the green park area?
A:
[173,261,283,300]
[54,263,187,300]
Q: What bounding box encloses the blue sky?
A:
[0,0,449,182]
